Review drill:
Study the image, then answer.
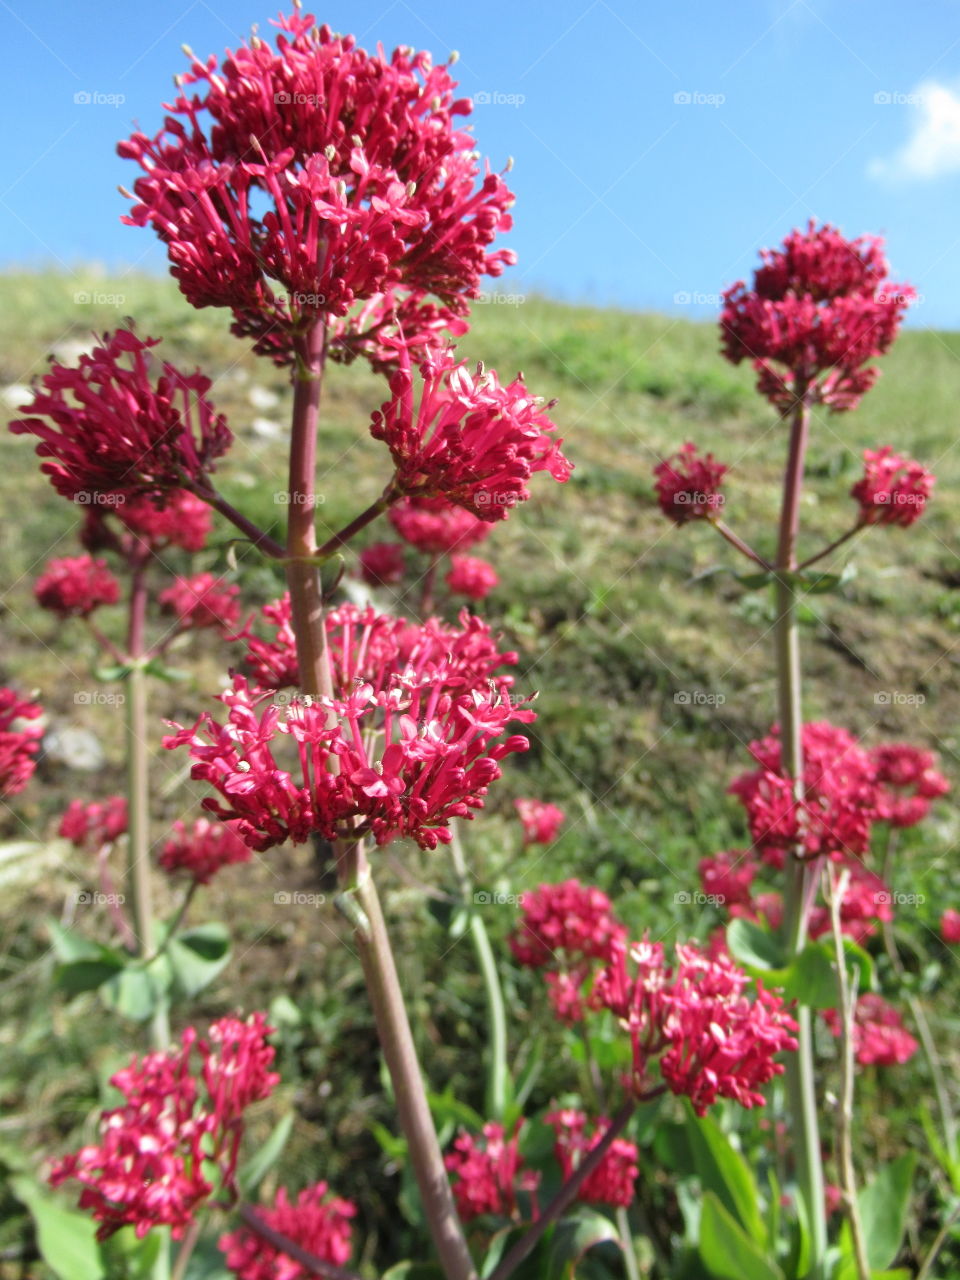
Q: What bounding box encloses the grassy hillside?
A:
[1,270,958,1271]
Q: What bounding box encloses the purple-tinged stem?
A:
[314,492,393,561]
[96,843,136,951]
[488,1099,641,1280]
[773,383,826,1278]
[796,522,864,572]
[198,486,286,559]
[710,518,772,570]
[238,1204,367,1280]
[284,320,476,1280]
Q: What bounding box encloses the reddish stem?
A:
[197,485,286,559]
[238,1204,367,1280]
[315,492,393,561]
[710,518,772,570]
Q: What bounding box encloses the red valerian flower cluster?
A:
[445,554,499,600]
[49,1013,278,1239]
[219,1182,356,1279]
[591,938,798,1115]
[159,572,242,634]
[118,491,214,554]
[389,495,491,555]
[445,1122,540,1222]
[241,597,518,696]
[0,686,43,797]
[59,796,128,850]
[515,798,566,846]
[167,673,532,852]
[729,722,950,871]
[729,721,881,867]
[545,1109,639,1208]
[158,817,251,885]
[358,541,406,587]
[170,603,531,852]
[653,443,728,525]
[119,11,516,364]
[11,330,232,505]
[851,447,934,528]
[34,555,120,619]
[510,880,626,1024]
[698,850,756,909]
[720,221,913,411]
[371,345,571,520]
[822,994,918,1067]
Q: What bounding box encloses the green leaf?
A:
[9,1175,106,1280]
[858,1154,916,1270]
[382,1264,446,1280]
[736,571,774,589]
[55,953,128,995]
[237,1111,294,1196]
[167,922,231,998]
[92,662,133,682]
[780,943,838,1010]
[699,1193,783,1280]
[842,938,875,991]
[548,1208,621,1275]
[100,1227,163,1280]
[427,1089,485,1133]
[726,918,785,972]
[100,963,168,1022]
[684,1104,767,1246]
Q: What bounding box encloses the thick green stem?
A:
[125,567,168,1050]
[450,827,508,1121]
[774,387,827,1277]
[284,321,476,1280]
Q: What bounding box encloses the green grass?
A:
[1,270,958,1275]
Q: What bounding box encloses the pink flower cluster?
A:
[822,994,918,1067]
[445,1122,540,1222]
[219,1183,356,1279]
[169,603,532,851]
[59,796,128,850]
[941,909,960,945]
[851,447,934,528]
[389,495,491,555]
[49,1014,278,1239]
[720,221,913,411]
[0,685,43,797]
[358,542,406,587]
[445,554,499,600]
[545,1109,639,1208]
[510,880,626,1024]
[515,797,566,846]
[371,346,571,520]
[119,11,515,365]
[11,330,231,505]
[159,572,242,634]
[653,443,728,525]
[158,817,251,885]
[241,597,518,696]
[34,555,120,619]
[591,939,798,1115]
[729,723,949,879]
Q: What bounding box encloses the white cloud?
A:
[870,80,960,181]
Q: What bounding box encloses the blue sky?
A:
[4,0,960,324]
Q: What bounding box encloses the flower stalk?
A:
[283,320,476,1280]
[774,385,827,1278]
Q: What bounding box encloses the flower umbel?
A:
[11,329,231,505]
